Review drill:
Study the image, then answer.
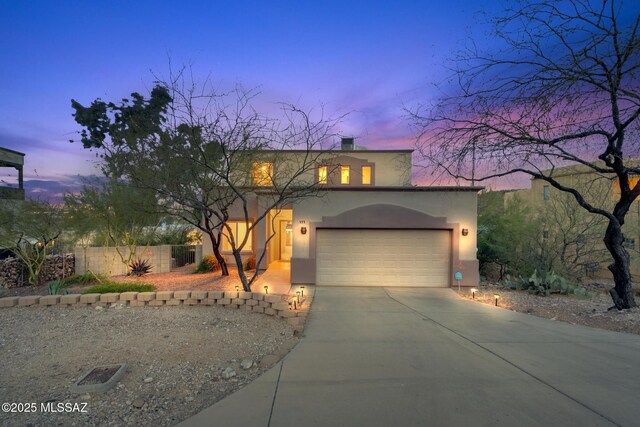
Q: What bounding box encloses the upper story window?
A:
[613,176,640,196]
[341,166,350,184]
[543,185,550,201]
[318,166,328,184]
[362,166,372,185]
[252,162,273,187]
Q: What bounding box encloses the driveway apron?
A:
[181,287,640,427]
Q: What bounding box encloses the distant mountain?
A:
[21,176,107,203]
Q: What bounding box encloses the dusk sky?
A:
[1,0,523,198]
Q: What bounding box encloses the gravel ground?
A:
[456,282,640,335]
[0,304,298,426]
[1,265,250,297]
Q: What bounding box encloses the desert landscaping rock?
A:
[221,367,237,379]
[0,304,298,426]
[458,282,640,335]
[240,359,254,370]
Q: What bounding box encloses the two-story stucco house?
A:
[202,138,481,288]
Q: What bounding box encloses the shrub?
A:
[244,255,256,271]
[128,258,153,277]
[194,255,220,273]
[82,281,156,294]
[501,269,591,298]
[47,280,69,295]
[60,272,105,286]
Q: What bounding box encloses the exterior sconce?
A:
[494,294,500,306]
[462,228,469,236]
[301,227,307,235]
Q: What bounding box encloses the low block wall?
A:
[74,246,172,276]
[0,290,310,331]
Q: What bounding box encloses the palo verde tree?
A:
[411,0,640,309]
[64,179,161,274]
[71,69,341,290]
[0,199,64,286]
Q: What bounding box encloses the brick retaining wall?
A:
[0,290,310,331]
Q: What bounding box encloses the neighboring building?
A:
[0,147,25,201]
[504,161,640,278]
[202,138,481,288]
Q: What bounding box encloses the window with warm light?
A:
[252,162,273,186]
[318,166,327,184]
[362,166,371,185]
[222,221,253,251]
[341,166,350,184]
[613,176,640,195]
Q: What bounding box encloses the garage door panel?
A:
[316,229,451,287]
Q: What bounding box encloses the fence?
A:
[171,245,198,269]
[74,245,203,276]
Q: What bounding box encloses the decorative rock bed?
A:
[0,290,310,331]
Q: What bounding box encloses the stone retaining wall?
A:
[0,254,75,288]
[0,290,310,331]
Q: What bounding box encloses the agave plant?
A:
[47,280,69,295]
[128,258,153,277]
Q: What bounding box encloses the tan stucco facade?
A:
[202,144,480,287]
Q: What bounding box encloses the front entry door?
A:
[279,221,292,261]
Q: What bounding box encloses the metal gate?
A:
[171,245,197,270]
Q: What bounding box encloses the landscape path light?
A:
[264,285,269,294]
[494,294,500,306]
[471,288,477,300]
[300,286,305,297]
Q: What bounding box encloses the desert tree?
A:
[411,0,640,309]
[0,199,64,286]
[71,69,341,289]
[64,179,162,273]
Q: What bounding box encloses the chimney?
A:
[341,137,354,151]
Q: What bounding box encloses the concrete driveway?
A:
[180,288,640,427]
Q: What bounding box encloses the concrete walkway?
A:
[179,288,640,427]
[253,261,292,295]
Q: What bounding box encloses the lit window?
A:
[319,166,327,184]
[543,185,550,201]
[341,166,350,184]
[222,221,253,251]
[252,162,273,186]
[362,166,371,185]
[613,176,640,195]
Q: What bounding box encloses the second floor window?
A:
[252,162,273,186]
[362,166,372,185]
[341,166,350,184]
[319,166,327,184]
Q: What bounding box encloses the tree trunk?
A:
[231,250,251,291]
[603,219,636,309]
[207,234,228,276]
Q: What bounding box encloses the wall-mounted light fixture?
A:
[301,227,307,235]
[462,228,469,236]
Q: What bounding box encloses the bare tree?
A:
[71,68,342,289]
[411,0,640,309]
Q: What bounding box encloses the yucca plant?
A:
[48,280,69,295]
[128,258,153,277]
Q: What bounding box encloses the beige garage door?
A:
[315,229,451,287]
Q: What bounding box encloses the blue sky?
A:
[1,0,507,194]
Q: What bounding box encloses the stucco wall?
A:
[75,245,172,276]
[291,191,478,261]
